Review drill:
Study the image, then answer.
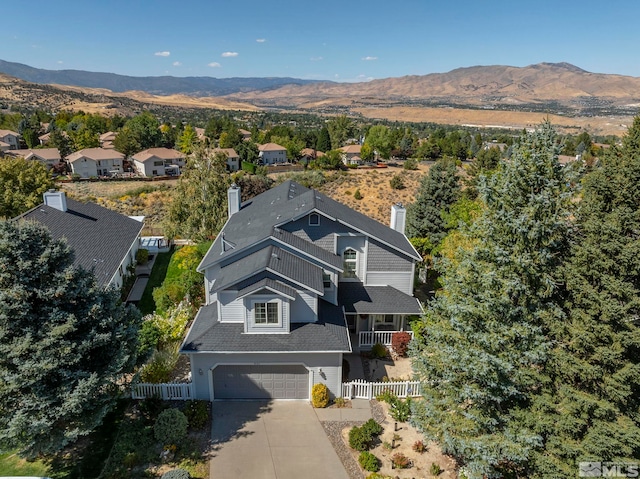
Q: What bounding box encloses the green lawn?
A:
[137,247,175,315]
[0,451,50,476]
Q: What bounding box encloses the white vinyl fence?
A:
[359,330,414,348]
[131,382,194,400]
[342,379,421,400]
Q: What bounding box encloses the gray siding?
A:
[189,352,343,400]
[244,294,290,334]
[367,239,413,272]
[218,291,244,323]
[284,213,356,252]
[290,291,317,323]
[365,272,414,295]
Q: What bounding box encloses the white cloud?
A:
[310,56,323,62]
[256,38,266,43]
[57,60,63,64]
[155,51,170,57]
[221,52,238,58]
[208,62,221,68]
[172,61,182,66]
[362,56,378,61]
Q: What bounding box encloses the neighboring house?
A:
[299,148,324,165]
[67,148,125,178]
[258,142,287,165]
[239,128,252,141]
[194,127,207,142]
[18,191,143,289]
[5,148,62,168]
[0,130,20,150]
[339,144,362,165]
[0,141,10,153]
[99,131,117,149]
[212,148,240,172]
[131,147,186,177]
[38,132,51,145]
[181,180,422,401]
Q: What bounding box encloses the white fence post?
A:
[131,382,193,400]
[340,380,421,400]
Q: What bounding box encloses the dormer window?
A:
[343,249,357,278]
[309,213,320,226]
[254,301,280,325]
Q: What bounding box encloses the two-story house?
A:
[181,180,422,401]
[132,147,186,177]
[7,148,62,169]
[67,148,125,177]
[0,130,20,150]
[258,142,287,165]
[212,147,240,172]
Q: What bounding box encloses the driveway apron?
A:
[210,400,349,479]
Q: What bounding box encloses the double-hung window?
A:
[254,302,279,325]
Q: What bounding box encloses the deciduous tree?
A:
[0,157,54,218]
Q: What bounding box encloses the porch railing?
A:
[342,379,421,400]
[131,382,194,400]
[359,330,414,348]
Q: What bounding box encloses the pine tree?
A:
[524,118,640,477]
[0,221,141,458]
[406,157,459,247]
[410,123,572,477]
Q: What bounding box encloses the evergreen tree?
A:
[524,118,640,477]
[410,123,572,478]
[316,126,331,152]
[165,146,231,242]
[0,221,141,457]
[406,157,460,247]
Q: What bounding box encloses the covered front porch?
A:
[338,283,423,350]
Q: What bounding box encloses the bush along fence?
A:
[131,382,194,400]
[342,379,421,400]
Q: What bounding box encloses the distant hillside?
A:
[0,59,327,96]
[225,62,640,112]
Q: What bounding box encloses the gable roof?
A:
[0,129,19,138]
[339,144,361,154]
[214,245,324,294]
[258,142,286,152]
[212,148,239,158]
[180,300,351,353]
[7,148,61,162]
[132,147,186,162]
[199,180,420,272]
[18,197,143,287]
[66,148,125,162]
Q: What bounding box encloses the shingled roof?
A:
[18,196,143,287]
[181,300,351,353]
[199,180,420,271]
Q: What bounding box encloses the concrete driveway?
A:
[210,400,349,479]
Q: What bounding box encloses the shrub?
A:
[370,342,387,359]
[391,452,410,469]
[389,396,412,422]
[362,418,383,437]
[138,395,165,420]
[161,469,191,479]
[349,425,372,452]
[140,346,179,383]
[333,397,347,408]
[136,248,149,265]
[430,462,443,476]
[403,158,419,170]
[311,383,330,408]
[359,451,380,472]
[391,331,412,357]
[354,189,363,200]
[366,474,393,479]
[184,400,209,429]
[154,408,188,445]
[412,440,426,453]
[389,175,405,190]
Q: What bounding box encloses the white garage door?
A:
[213,365,309,399]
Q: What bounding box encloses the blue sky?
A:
[1,0,635,82]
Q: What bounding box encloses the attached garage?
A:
[212,364,309,399]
